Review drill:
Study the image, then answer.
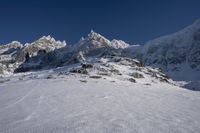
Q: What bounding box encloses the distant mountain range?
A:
[0,20,200,90]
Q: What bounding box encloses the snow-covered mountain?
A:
[0,36,67,74]
[74,30,129,51]
[0,41,23,63]
[0,30,174,89]
[0,31,132,74]
[67,30,130,64]
[16,35,67,62]
[0,41,23,74]
[0,21,200,89]
[140,19,200,81]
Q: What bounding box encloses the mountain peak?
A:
[33,35,66,47]
[39,35,56,42]
[90,29,95,33]
[2,41,23,49]
[87,30,106,40]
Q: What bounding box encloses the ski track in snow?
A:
[0,77,200,133]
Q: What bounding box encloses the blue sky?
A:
[0,0,200,45]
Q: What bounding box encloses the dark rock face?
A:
[129,78,136,83]
[130,72,144,78]
[82,63,93,69]
[188,42,200,70]
[70,68,89,74]
[15,46,71,73]
[89,75,102,79]
[143,44,188,70]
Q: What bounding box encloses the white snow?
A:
[110,39,130,49]
[0,71,200,133]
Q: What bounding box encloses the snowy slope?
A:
[1,53,199,132]
[0,69,200,133]
[141,20,200,81]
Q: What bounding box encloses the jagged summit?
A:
[32,35,66,47]
[67,30,130,64]
[87,30,110,44]
[75,30,129,51]
[40,35,54,40]
[0,41,23,49]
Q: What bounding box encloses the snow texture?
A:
[0,69,200,133]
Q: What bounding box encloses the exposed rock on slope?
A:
[0,41,23,74]
[61,55,173,85]
[0,36,67,74]
[16,35,66,62]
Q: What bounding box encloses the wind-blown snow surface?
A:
[0,73,200,133]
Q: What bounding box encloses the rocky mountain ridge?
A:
[0,20,200,90]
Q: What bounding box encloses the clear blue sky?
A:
[0,0,200,45]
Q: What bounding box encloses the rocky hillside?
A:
[0,36,67,74]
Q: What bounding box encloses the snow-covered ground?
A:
[0,72,200,133]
